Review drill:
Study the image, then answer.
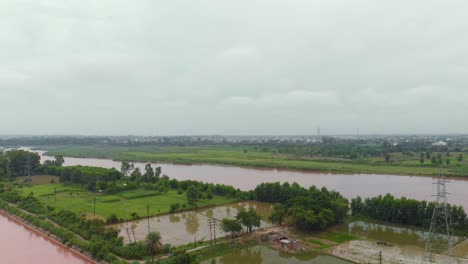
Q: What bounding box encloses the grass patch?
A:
[319,232,358,243]
[41,145,468,177]
[14,183,239,221]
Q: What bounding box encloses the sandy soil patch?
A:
[331,240,468,264]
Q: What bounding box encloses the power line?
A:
[208,218,218,245]
[422,167,455,263]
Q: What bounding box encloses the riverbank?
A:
[40,145,468,177]
[0,209,98,264]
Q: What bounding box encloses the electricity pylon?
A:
[422,167,455,263]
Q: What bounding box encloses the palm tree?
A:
[145,231,162,263]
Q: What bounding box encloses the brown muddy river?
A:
[0,214,93,264]
[110,201,272,245]
[32,149,468,210]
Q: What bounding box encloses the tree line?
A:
[254,182,349,232]
[351,194,468,236]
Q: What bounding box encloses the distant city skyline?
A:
[2,1,468,135]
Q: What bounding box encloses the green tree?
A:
[144,163,154,182]
[131,212,139,220]
[269,204,287,225]
[419,153,425,165]
[221,218,242,238]
[54,155,65,166]
[6,150,40,176]
[384,153,391,163]
[145,231,162,263]
[458,154,463,162]
[186,186,200,207]
[437,153,443,165]
[446,158,451,166]
[130,167,142,181]
[169,203,180,213]
[431,156,437,165]
[236,208,261,233]
[155,166,162,179]
[425,151,431,160]
[120,161,134,176]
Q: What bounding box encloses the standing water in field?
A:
[200,245,353,264]
[109,201,272,245]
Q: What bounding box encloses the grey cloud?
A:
[1,0,468,135]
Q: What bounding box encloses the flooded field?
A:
[29,149,468,210]
[201,245,353,264]
[110,201,272,245]
[0,214,93,264]
[333,220,468,259]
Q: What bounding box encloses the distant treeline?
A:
[351,194,468,236]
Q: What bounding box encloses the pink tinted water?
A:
[0,214,93,264]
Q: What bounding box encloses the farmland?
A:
[15,182,239,221]
[42,145,468,176]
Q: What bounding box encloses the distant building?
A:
[432,141,448,147]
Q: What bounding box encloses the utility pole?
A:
[54,187,57,201]
[93,197,96,216]
[208,218,218,245]
[213,218,217,242]
[379,251,382,264]
[147,204,150,233]
[422,167,454,263]
[208,219,213,244]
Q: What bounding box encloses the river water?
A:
[0,214,93,264]
[31,149,468,210]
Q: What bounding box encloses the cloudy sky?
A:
[1,0,467,135]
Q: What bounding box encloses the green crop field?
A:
[41,145,468,177]
[16,183,239,221]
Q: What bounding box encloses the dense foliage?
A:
[255,182,348,231]
[0,150,40,177]
[351,194,468,235]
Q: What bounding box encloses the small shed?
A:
[280,239,290,248]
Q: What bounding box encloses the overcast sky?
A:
[1,0,468,135]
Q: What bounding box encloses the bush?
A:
[107,214,119,224]
[169,203,180,213]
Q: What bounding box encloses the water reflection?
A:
[335,221,462,249]
[185,213,200,235]
[169,214,180,223]
[202,245,352,264]
[219,246,263,264]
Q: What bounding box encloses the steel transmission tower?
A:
[422,167,455,263]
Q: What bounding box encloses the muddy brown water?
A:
[0,214,93,264]
[109,201,273,246]
[29,148,468,210]
[333,220,468,258]
[200,245,353,264]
